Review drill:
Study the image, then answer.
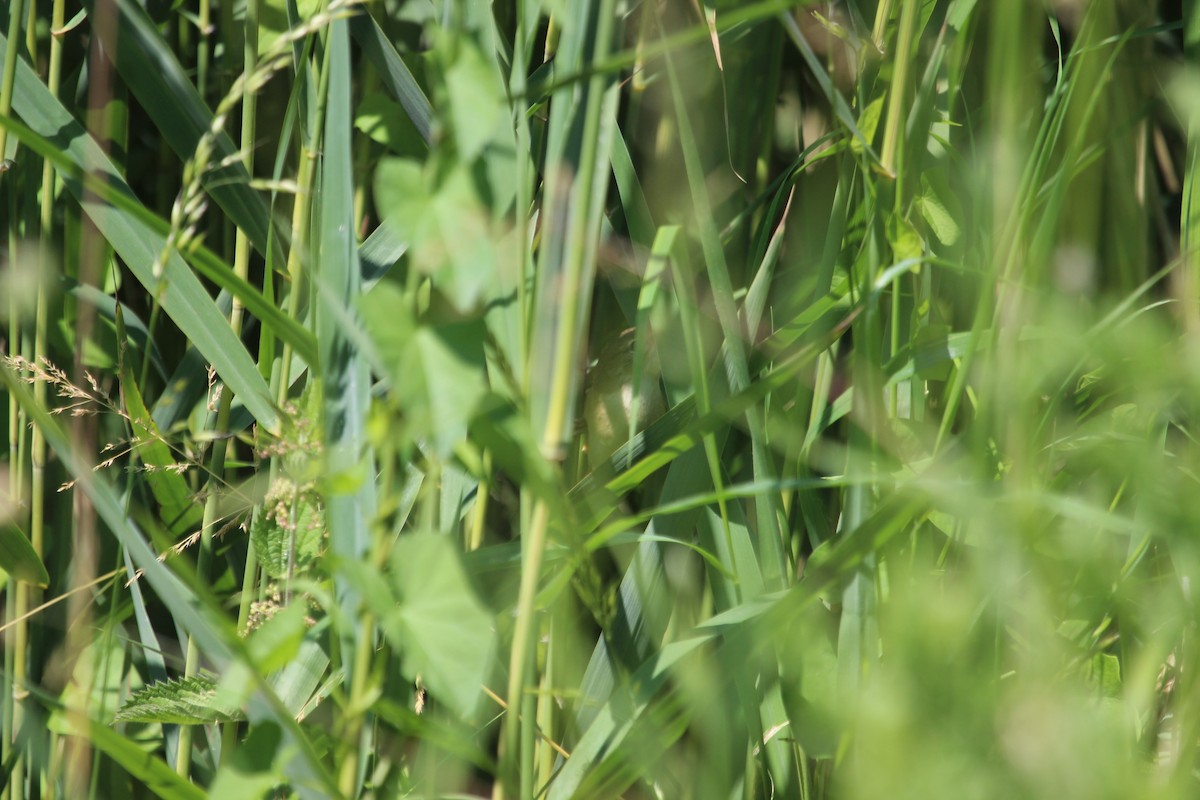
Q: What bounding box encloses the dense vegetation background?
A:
[2,0,1199,797]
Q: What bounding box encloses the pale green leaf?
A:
[387,532,495,719]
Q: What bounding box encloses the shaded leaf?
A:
[0,523,49,588]
[362,284,488,457]
[385,532,495,719]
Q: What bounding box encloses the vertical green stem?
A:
[871,0,894,53]
[1182,1,1200,334]
[0,0,23,169]
[879,0,917,178]
[2,3,28,794]
[502,0,621,793]
[197,0,210,104]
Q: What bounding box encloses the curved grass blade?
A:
[0,33,282,429]
[92,0,280,264]
[0,522,49,587]
[0,108,317,370]
[65,716,205,800]
[349,12,434,145]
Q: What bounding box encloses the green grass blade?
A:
[0,34,281,429]
[65,716,206,800]
[0,521,48,587]
[317,19,376,698]
[94,0,280,263]
[349,12,434,145]
[0,108,318,372]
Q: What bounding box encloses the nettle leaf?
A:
[115,674,244,725]
[251,482,327,580]
[381,532,496,719]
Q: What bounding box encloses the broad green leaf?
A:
[247,602,312,674]
[355,90,426,156]
[778,601,841,757]
[374,157,502,310]
[887,211,925,264]
[441,39,506,161]
[1087,652,1122,698]
[362,284,488,457]
[386,532,495,719]
[916,184,961,246]
[851,94,886,156]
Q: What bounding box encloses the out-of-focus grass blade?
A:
[317,19,376,673]
[349,12,434,145]
[91,0,280,264]
[0,522,49,587]
[360,220,408,289]
[0,35,281,430]
[70,279,168,381]
[551,484,927,796]
[61,716,205,800]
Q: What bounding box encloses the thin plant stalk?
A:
[230,0,264,729]
[2,2,28,795]
[22,0,64,792]
[197,0,211,104]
